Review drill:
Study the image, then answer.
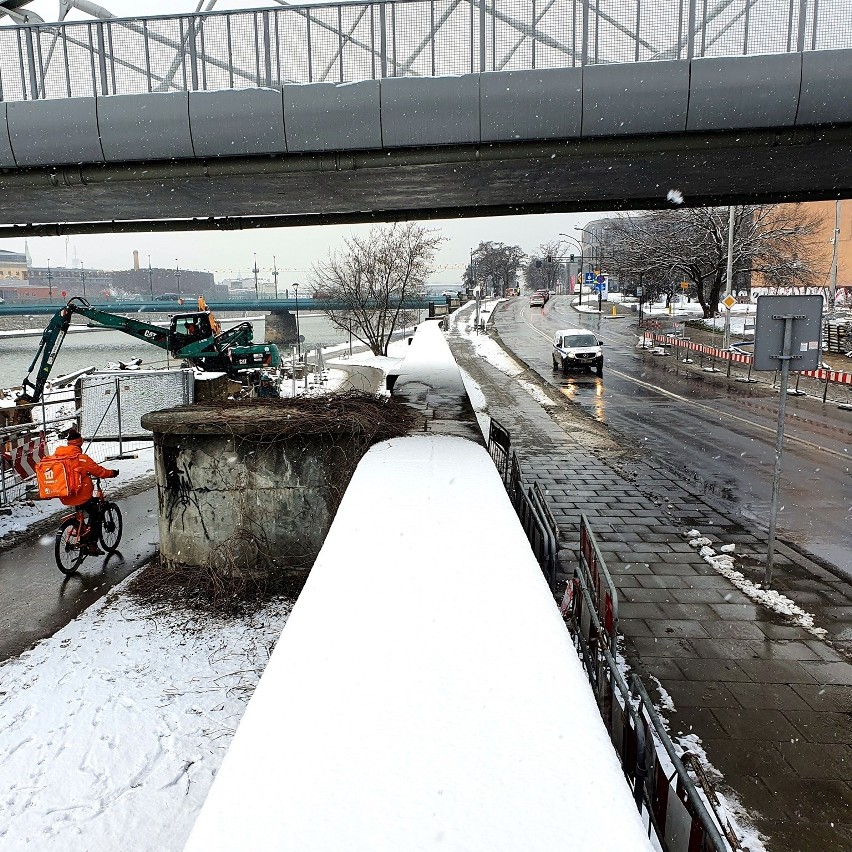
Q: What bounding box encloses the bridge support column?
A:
[266,309,297,346]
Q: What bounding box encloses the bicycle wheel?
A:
[100,502,123,554]
[55,518,86,576]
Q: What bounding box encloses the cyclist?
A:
[55,429,119,556]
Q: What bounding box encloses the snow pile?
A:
[453,304,556,407]
[686,530,827,637]
[0,586,292,851]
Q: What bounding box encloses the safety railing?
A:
[485,420,737,851]
[486,416,510,482]
[2,0,850,102]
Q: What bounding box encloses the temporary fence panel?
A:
[487,417,511,485]
[79,369,194,440]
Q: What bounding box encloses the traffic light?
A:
[570,254,575,263]
[546,255,553,263]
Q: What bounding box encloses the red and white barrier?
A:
[1,431,47,479]
[643,333,852,385]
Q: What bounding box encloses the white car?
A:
[552,328,604,375]
[529,292,546,307]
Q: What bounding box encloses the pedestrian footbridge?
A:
[0,0,850,235]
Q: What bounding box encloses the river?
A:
[0,313,351,391]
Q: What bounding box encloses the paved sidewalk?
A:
[448,307,852,852]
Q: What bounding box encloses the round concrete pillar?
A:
[141,402,365,575]
[265,309,298,346]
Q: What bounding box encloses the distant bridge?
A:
[0,298,441,317]
[0,0,850,236]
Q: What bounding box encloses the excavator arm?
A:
[21,298,176,404]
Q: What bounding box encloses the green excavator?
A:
[20,296,280,404]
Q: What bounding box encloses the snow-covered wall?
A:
[184,435,653,852]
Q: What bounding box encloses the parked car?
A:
[536,289,550,303]
[529,292,546,307]
[552,328,604,375]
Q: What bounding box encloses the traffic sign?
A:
[584,272,596,285]
[722,295,737,310]
[680,281,689,290]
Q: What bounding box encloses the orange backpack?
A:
[35,456,83,500]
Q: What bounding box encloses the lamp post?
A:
[80,261,86,299]
[722,206,736,351]
[147,255,154,300]
[174,260,181,296]
[46,259,53,300]
[293,284,301,360]
[253,252,260,300]
[558,233,585,301]
[272,255,279,300]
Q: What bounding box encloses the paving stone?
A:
[756,622,811,641]
[701,737,792,778]
[783,710,852,744]
[635,656,686,681]
[635,575,691,590]
[800,662,852,686]
[663,680,741,709]
[748,640,828,662]
[622,587,677,603]
[701,620,767,640]
[790,683,852,713]
[689,638,763,660]
[628,636,697,658]
[734,659,817,684]
[710,602,762,620]
[617,618,655,638]
[711,707,803,741]
[669,706,729,740]
[617,602,665,619]
[645,619,711,639]
[756,778,852,821]
[779,742,852,780]
[667,587,732,604]
[655,602,717,621]
[724,682,814,712]
[675,658,751,682]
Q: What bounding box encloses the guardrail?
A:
[1,0,848,102]
[485,416,736,851]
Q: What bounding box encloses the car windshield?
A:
[564,335,599,347]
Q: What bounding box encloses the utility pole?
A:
[253,253,260,300]
[294,284,301,360]
[272,255,279,299]
[148,255,154,300]
[829,199,841,315]
[722,206,736,351]
[46,259,53,300]
[80,261,86,299]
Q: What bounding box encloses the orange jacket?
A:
[54,444,116,506]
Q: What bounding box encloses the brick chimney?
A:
[133,250,140,271]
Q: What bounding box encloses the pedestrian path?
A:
[448,307,852,852]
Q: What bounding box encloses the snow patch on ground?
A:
[686,529,827,637]
[0,583,292,851]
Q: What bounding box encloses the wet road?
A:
[496,297,852,576]
[0,488,159,661]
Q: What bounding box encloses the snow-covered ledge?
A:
[184,435,653,852]
[389,319,483,443]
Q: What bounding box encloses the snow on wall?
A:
[184,435,653,852]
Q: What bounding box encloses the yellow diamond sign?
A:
[722,295,737,310]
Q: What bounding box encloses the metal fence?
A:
[485,418,736,851]
[2,0,850,102]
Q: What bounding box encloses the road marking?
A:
[521,307,849,462]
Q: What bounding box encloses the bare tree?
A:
[606,205,822,318]
[523,241,563,292]
[312,224,444,356]
[471,241,525,297]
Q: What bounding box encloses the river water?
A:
[0,313,350,391]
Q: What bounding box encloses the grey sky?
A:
[3,1,609,283]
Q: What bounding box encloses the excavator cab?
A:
[169,312,215,352]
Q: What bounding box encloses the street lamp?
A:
[174,260,181,296]
[558,233,585,302]
[272,255,279,300]
[46,259,53,300]
[80,261,86,300]
[147,255,154,300]
[293,283,301,360]
[253,252,260,300]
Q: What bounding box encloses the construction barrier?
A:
[644,332,852,386]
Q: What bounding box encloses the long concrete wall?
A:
[1,51,849,169]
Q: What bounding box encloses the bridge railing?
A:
[1,0,849,102]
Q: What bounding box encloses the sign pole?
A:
[766,315,795,587]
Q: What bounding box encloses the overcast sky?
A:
[3,1,612,283]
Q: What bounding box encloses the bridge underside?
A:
[1,127,851,236]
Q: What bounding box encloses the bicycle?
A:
[54,479,123,576]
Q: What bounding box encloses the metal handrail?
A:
[2,0,848,103]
